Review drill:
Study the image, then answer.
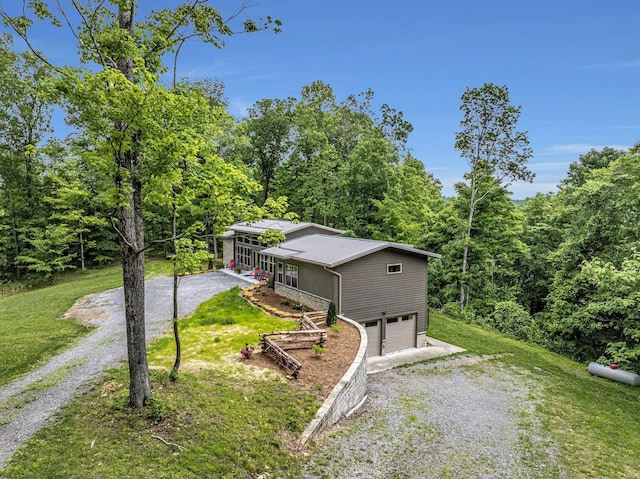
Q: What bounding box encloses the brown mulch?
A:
[241,285,360,402]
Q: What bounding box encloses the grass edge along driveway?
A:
[2,270,640,478]
[428,310,640,479]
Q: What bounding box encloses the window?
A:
[387,263,402,274]
[277,263,283,284]
[386,317,398,324]
[260,254,275,275]
[365,321,378,328]
[237,245,251,267]
[285,264,298,288]
[235,245,251,267]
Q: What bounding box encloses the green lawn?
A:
[1,288,317,479]
[428,310,640,479]
[0,266,123,387]
[2,269,639,478]
[0,258,172,387]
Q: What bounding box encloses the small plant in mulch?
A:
[330,323,341,333]
[312,344,326,357]
[280,299,290,306]
[326,301,337,327]
[292,301,303,311]
[241,343,254,360]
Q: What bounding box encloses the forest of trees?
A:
[0,5,638,378]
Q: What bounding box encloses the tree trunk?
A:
[79,229,85,271]
[460,179,477,310]
[118,167,151,406]
[170,196,181,380]
[117,1,151,407]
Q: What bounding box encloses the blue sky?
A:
[8,0,640,198]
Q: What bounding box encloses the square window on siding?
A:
[387,263,402,274]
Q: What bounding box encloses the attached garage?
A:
[261,234,441,359]
[384,314,416,353]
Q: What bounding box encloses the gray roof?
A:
[261,234,441,268]
[222,219,344,238]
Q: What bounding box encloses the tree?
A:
[0,38,53,280]
[546,146,640,365]
[516,193,562,315]
[560,147,625,191]
[0,0,280,407]
[244,98,296,204]
[370,155,443,246]
[454,83,533,309]
[427,178,527,316]
[46,161,109,271]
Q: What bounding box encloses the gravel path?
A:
[301,355,566,479]
[0,272,249,468]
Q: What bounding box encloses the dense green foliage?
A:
[0,3,638,376]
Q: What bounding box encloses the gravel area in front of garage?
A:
[300,355,566,479]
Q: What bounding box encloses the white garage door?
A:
[385,314,416,353]
[365,320,381,357]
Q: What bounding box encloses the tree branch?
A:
[70,0,117,69]
[136,231,188,255]
[109,214,134,250]
[151,434,186,452]
[0,1,56,69]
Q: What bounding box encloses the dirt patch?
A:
[241,286,360,402]
[62,293,110,324]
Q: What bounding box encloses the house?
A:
[260,234,441,357]
[221,219,344,275]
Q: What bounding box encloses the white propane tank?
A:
[588,362,640,387]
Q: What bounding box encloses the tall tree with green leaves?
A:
[0,38,53,280]
[428,177,527,316]
[370,155,443,246]
[546,145,640,365]
[244,97,296,204]
[454,83,533,309]
[517,193,562,315]
[0,0,280,407]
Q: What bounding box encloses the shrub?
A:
[326,301,337,327]
[312,344,326,357]
[490,301,533,341]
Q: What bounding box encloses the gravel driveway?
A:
[0,272,249,468]
[300,355,566,479]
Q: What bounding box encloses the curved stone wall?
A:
[299,315,368,445]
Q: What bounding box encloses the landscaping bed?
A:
[241,285,360,402]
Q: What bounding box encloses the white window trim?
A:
[387,263,403,275]
[285,264,298,289]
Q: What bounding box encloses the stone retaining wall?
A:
[299,315,368,445]
[274,284,331,312]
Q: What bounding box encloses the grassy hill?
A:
[1,269,639,478]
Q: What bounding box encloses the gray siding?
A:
[287,260,336,302]
[336,250,427,334]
